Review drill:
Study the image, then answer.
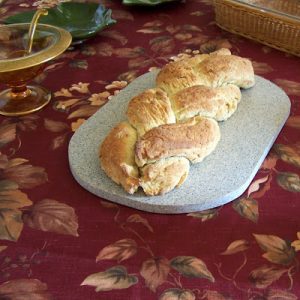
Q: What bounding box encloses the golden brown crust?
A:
[171,84,241,121]
[126,88,176,136]
[135,116,220,167]
[156,59,200,95]
[99,122,139,194]
[196,54,255,88]
[140,157,190,196]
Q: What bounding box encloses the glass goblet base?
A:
[0,85,51,116]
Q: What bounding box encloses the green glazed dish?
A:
[122,0,177,5]
[4,2,116,41]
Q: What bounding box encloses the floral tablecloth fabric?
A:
[0,0,300,299]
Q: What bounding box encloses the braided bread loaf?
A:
[99,49,255,196]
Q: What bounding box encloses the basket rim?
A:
[214,0,300,24]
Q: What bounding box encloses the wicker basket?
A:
[214,0,300,56]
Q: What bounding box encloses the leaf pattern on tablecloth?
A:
[0,154,47,189]
[260,153,278,171]
[249,265,287,289]
[0,242,49,280]
[266,289,298,300]
[44,119,69,133]
[0,124,16,147]
[252,61,274,74]
[274,143,300,168]
[159,288,195,300]
[0,152,48,241]
[202,290,229,300]
[112,10,134,21]
[273,79,300,96]
[81,266,138,292]
[170,256,214,282]
[286,116,300,129]
[221,240,250,255]
[126,214,154,232]
[187,208,219,222]
[199,38,232,53]
[96,239,137,262]
[276,172,300,192]
[23,199,79,237]
[140,257,170,292]
[0,180,32,241]
[0,278,52,299]
[232,197,258,223]
[291,232,300,252]
[253,234,295,265]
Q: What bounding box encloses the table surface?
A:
[0,1,299,299]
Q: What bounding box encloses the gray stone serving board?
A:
[68,71,290,214]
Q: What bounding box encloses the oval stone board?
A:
[68,71,290,214]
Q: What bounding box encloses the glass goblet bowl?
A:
[0,23,72,116]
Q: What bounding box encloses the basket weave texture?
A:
[214,0,300,56]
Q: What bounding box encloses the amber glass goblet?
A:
[0,23,72,116]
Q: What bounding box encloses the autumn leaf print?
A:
[253,234,295,265]
[252,61,274,74]
[221,240,250,255]
[0,154,48,189]
[96,239,137,262]
[44,119,69,133]
[276,172,300,192]
[54,88,73,97]
[273,79,300,96]
[260,154,277,171]
[126,214,153,232]
[286,116,300,129]
[23,199,79,237]
[137,27,164,34]
[202,290,228,300]
[249,265,287,289]
[0,208,23,242]
[140,257,170,292]
[232,197,258,223]
[50,133,69,150]
[99,30,128,46]
[150,36,175,54]
[291,232,300,251]
[166,25,180,34]
[247,176,269,197]
[266,289,298,300]
[170,256,214,282]
[71,119,86,132]
[112,10,134,21]
[69,82,90,94]
[100,200,119,209]
[199,38,232,54]
[67,105,99,119]
[274,143,300,168]
[0,153,47,241]
[113,47,144,58]
[81,266,138,292]
[0,123,16,148]
[0,180,32,241]
[249,175,273,199]
[187,208,219,222]
[0,278,52,300]
[159,288,195,300]
[0,245,7,253]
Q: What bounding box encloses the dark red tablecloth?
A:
[0,0,299,299]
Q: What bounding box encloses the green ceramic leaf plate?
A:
[122,0,178,5]
[4,2,116,41]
